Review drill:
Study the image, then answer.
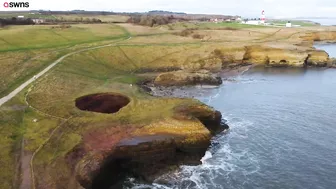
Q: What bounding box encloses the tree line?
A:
[0,17,34,27]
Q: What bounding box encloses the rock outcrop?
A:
[328,58,336,68]
[301,31,336,43]
[72,102,228,189]
[154,70,223,86]
[306,50,330,67]
[243,45,307,67]
[242,45,330,67]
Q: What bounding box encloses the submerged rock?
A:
[154,70,223,86]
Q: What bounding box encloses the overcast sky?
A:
[1,0,336,18]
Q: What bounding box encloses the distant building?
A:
[32,19,45,24]
[286,21,292,27]
[17,15,24,19]
[244,20,260,25]
[241,10,266,26]
[210,18,218,23]
[210,18,226,23]
[261,10,265,24]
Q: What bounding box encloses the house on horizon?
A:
[210,18,225,23]
[286,21,292,27]
[32,18,45,24]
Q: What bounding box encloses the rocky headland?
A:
[16,28,336,189]
[72,98,228,189]
[73,31,336,189]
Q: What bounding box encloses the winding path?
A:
[0,37,131,107]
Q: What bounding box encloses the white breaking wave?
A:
[207,87,222,104]
[200,151,213,164]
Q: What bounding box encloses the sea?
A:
[126,41,336,188]
[307,18,336,26]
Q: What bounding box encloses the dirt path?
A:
[0,37,131,107]
[30,117,73,189]
[19,139,32,189]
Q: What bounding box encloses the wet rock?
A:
[328,58,336,68]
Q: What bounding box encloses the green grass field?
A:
[0,24,131,98]
[55,14,130,23]
[0,13,129,23]
[0,12,55,19]
[165,21,267,30]
[0,24,127,52]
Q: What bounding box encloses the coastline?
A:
[144,65,253,99]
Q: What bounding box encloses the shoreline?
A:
[130,61,336,187]
[143,65,253,99]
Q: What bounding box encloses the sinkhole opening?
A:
[75,93,130,114]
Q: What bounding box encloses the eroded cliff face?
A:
[306,50,330,67]
[301,31,336,43]
[241,45,330,67]
[175,44,331,72]
[71,103,227,189]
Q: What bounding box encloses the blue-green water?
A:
[131,45,336,189]
[308,18,336,26]
[315,44,336,58]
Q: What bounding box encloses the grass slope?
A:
[0,24,131,98]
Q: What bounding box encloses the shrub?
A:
[192,33,204,39]
[127,15,171,27]
[175,29,194,37]
[213,49,223,57]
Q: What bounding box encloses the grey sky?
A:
[2,0,336,18]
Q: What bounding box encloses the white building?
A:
[243,20,261,25]
[17,15,24,18]
[286,21,292,27]
[261,10,265,24]
[32,19,45,24]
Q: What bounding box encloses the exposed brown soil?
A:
[75,93,130,114]
[20,139,32,189]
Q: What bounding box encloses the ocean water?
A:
[315,44,336,58]
[308,18,336,26]
[128,45,336,189]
